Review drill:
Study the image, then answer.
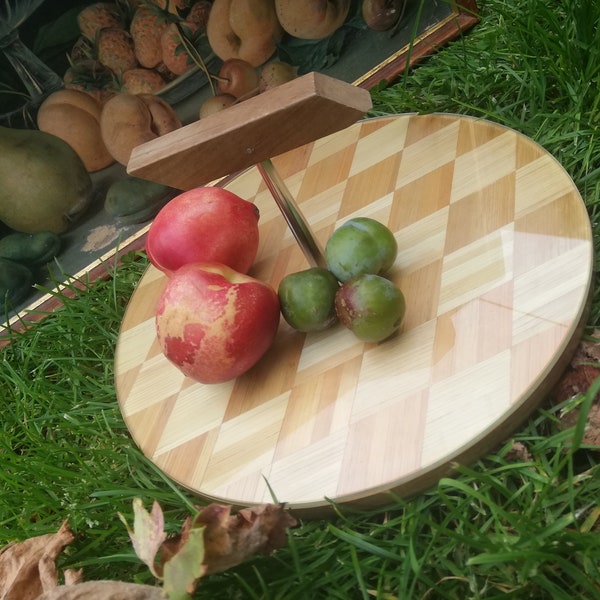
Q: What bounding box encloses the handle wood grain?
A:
[127,72,372,190]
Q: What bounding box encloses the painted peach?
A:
[155,262,280,384]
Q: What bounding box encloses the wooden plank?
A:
[127,72,372,190]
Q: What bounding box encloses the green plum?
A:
[325,217,398,282]
[335,273,405,343]
[278,267,339,332]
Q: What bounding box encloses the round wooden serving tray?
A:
[115,114,593,515]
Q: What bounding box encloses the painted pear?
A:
[0,126,93,234]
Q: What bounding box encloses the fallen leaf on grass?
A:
[63,570,83,585]
[557,403,600,447]
[504,441,533,463]
[552,330,600,447]
[161,503,298,576]
[37,580,164,599]
[2,500,297,600]
[554,330,600,403]
[123,500,297,597]
[194,502,297,575]
[119,498,167,579]
[0,520,74,599]
[162,526,205,600]
[121,498,205,599]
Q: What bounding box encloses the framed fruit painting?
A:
[0,0,479,332]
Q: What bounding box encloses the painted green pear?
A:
[0,126,93,234]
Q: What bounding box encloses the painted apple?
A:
[258,61,297,92]
[199,93,236,119]
[155,262,280,384]
[146,187,260,275]
[217,58,260,99]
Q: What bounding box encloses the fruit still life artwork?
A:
[0,0,476,324]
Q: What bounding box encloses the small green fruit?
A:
[335,273,405,343]
[278,267,339,332]
[325,217,398,282]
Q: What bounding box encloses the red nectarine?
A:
[146,187,260,275]
[155,263,281,383]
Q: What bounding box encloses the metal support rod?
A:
[256,159,326,268]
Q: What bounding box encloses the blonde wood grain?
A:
[126,72,372,190]
[115,115,593,516]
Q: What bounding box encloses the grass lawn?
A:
[2,0,600,598]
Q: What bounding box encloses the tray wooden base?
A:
[115,114,593,516]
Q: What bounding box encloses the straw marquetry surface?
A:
[115,115,593,514]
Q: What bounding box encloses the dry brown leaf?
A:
[554,363,600,404]
[554,331,600,403]
[63,570,83,586]
[161,503,297,576]
[558,403,600,447]
[159,515,193,567]
[551,331,600,447]
[195,503,297,575]
[36,580,164,599]
[0,520,74,600]
[504,441,533,463]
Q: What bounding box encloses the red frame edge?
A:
[357,0,480,90]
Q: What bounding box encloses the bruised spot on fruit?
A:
[334,295,353,326]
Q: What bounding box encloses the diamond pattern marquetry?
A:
[115,115,593,514]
